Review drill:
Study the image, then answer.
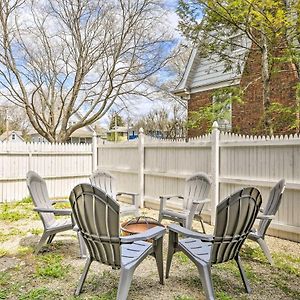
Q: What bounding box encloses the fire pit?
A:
[121,216,164,236]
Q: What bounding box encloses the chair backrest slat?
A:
[26,171,55,229]
[90,170,117,199]
[183,173,211,211]
[211,187,262,264]
[69,183,121,268]
[258,179,285,238]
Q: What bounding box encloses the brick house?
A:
[174,35,299,137]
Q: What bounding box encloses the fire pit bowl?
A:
[121,216,164,236]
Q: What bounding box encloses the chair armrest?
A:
[117,192,139,206]
[257,214,275,220]
[33,207,72,215]
[168,224,214,242]
[120,226,166,243]
[259,207,264,213]
[192,199,210,205]
[117,192,138,197]
[160,195,184,200]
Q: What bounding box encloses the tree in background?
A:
[149,43,192,110]
[134,105,186,139]
[0,0,178,142]
[108,113,125,130]
[0,105,30,137]
[177,0,300,134]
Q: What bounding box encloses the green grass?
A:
[273,252,300,276]
[91,289,118,300]
[35,254,69,278]
[18,287,59,300]
[0,228,27,243]
[0,248,7,257]
[0,272,11,285]
[29,228,43,235]
[0,290,7,299]
[214,261,240,278]
[0,199,35,222]
[241,244,268,263]
[20,197,33,204]
[17,246,33,257]
[174,295,195,300]
[273,276,300,300]
[215,291,233,300]
[176,252,190,264]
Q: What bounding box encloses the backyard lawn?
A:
[0,198,299,300]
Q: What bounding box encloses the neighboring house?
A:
[94,125,108,141]
[107,126,129,142]
[0,130,24,142]
[28,112,96,144]
[174,34,299,137]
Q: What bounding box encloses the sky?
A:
[100,0,182,128]
[0,0,183,131]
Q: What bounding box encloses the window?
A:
[11,133,16,140]
[212,94,232,132]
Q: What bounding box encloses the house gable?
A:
[175,35,251,95]
[185,38,299,137]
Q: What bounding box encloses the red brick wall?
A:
[188,90,212,137]
[188,45,299,137]
[236,44,299,135]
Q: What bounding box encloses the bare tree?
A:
[0,103,30,135]
[0,0,177,142]
[147,43,192,110]
[134,105,186,139]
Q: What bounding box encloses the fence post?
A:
[92,131,97,171]
[138,128,145,208]
[211,121,220,225]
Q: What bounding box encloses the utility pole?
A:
[114,114,117,142]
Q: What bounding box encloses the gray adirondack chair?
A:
[166,187,262,300]
[158,173,211,232]
[69,183,165,300]
[248,179,286,265]
[26,171,80,255]
[90,170,140,217]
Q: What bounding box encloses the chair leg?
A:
[35,232,50,254]
[153,237,164,284]
[197,263,215,300]
[257,238,273,265]
[235,255,251,294]
[77,231,87,258]
[185,217,192,230]
[158,212,163,223]
[199,218,206,234]
[47,234,56,244]
[166,230,177,279]
[117,267,135,300]
[74,257,92,296]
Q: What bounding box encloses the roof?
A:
[174,34,251,96]
[107,126,129,133]
[69,128,94,138]
[0,130,24,142]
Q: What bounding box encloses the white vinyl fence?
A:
[0,140,94,202]
[97,125,300,242]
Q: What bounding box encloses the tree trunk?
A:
[261,33,273,135]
